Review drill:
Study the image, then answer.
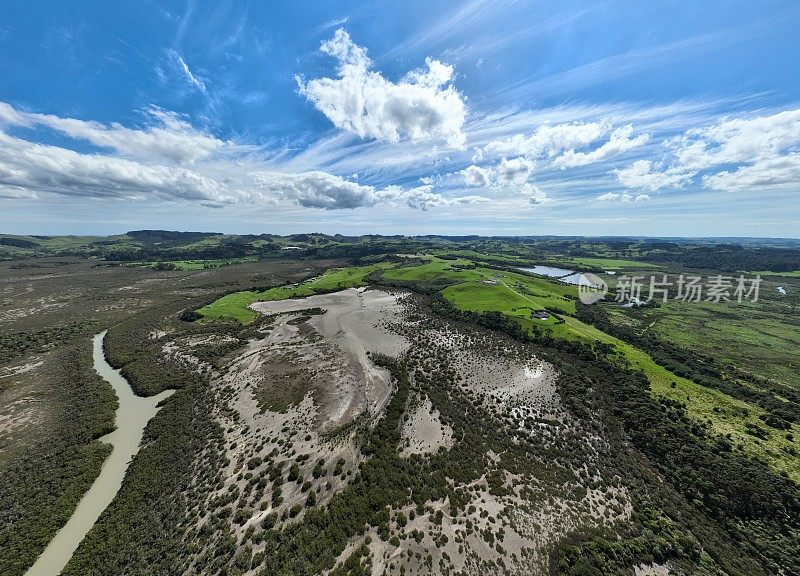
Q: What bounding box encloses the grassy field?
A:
[431,249,529,264]
[570,257,665,270]
[0,234,103,256]
[588,321,800,481]
[198,262,393,323]
[607,294,800,390]
[382,257,481,282]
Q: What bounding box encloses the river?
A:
[24,331,174,576]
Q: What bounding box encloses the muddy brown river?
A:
[24,331,174,576]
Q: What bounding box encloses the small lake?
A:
[519,265,576,279]
[24,331,174,576]
[517,265,607,288]
[519,265,598,286]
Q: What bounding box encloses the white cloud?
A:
[614,160,694,191]
[595,191,650,203]
[0,130,229,203]
[461,164,492,187]
[250,173,484,210]
[496,156,534,186]
[616,108,800,192]
[169,50,207,93]
[484,122,606,158]
[0,103,225,165]
[524,183,550,205]
[297,29,467,148]
[460,156,538,193]
[253,170,382,209]
[553,124,649,168]
[0,101,488,211]
[483,120,648,171]
[459,156,546,202]
[703,154,800,191]
[0,102,29,125]
[672,108,800,170]
[399,185,489,211]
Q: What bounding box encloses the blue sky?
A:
[1,0,799,236]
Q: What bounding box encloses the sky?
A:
[1,0,799,237]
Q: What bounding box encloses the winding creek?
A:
[25,331,174,576]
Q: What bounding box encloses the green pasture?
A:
[198,262,393,323]
[608,298,800,390]
[570,257,665,270]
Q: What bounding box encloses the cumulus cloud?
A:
[400,185,489,211]
[462,164,492,187]
[459,156,548,205]
[594,191,649,203]
[484,121,606,158]
[703,154,800,191]
[253,170,383,209]
[673,108,800,170]
[614,160,694,191]
[496,156,534,186]
[616,108,800,192]
[524,183,550,205]
[553,124,649,168]
[0,101,488,211]
[460,157,536,189]
[0,130,229,203]
[297,29,467,147]
[482,120,648,173]
[251,172,484,210]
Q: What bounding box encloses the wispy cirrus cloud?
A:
[0,101,487,211]
[0,103,224,164]
[496,32,738,104]
[168,49,207,93]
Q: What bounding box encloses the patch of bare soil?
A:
[635,562,671,576]
[400,394,454,457]
[0,355,51,459]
